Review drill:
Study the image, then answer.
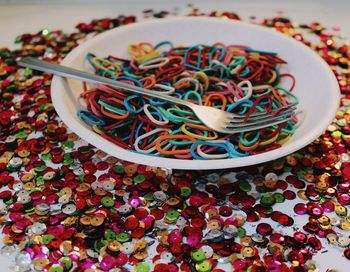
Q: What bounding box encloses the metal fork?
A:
[18,57,297,134]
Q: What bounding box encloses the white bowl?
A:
[51,17,340,170]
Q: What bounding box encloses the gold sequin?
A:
[115,189,126,197]
[317,215,330,225]
[33,257,50,270]
[11,224,23,234]
[241,246,255,257]
[41,147,51,155]
[133,251,148,260]
[108,240,121,252]
[339,219,350,230]
[327,234,337,244]
[76,183,90,192]
[315,181,328,191]
[94,187,107,196]
[304,173,315,183]
[20,173,34,182]
[90,215,105,226]
[22,182,35,191]
[124,164,138,176]
[267,242,284,254]
[297,190,307,200]
[61,216,77,226]
[335,205,347,216]
[0,151,14,164]
[205,208,218,218]
[17,149,30,158]
[166,197,181,206]
[59,187,73,197]
[240,236,253,247]
[96,150,107,158]
[263,179,277,189]
[123,177,133,185]
[134,239,148,252]
[286,155,298,166]
[60,240,72,255]
[79,216,91,226]
[105,156,119,165]
[235,215,246,227]
[207,219,221,230]
[156,168,168,179]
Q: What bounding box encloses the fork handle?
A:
[17,57,193,108]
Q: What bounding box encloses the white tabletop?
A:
[0,1,349,271]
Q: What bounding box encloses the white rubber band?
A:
[143,104,169,125]
[138,57,170,70]
[134,128,171,153]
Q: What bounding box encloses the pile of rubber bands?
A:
[78,42,298,159]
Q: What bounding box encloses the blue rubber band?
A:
[123,95,145,114]
[77,110,105,126]
[209,46,226,64]
[184,45,202,70]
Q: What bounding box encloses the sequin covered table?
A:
[0,1,350,271]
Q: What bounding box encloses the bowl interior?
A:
[51,17,340,169]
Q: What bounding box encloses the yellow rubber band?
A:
[267,70,277,84]
[181,123,218,140]
[193,71,209,90]
[259,132,280,146]
[92,56,122,72]
[92,125,103,134]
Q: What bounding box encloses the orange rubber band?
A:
[155,134,196,155]
[238,140,260,151]
[100,97,130,120]
[203,93,227,110]
[140,76,156,89]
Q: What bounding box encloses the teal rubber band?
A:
[211,62,230,77]
[226,99,253,112]
[228,56,245,68]
[101,69,117,79]
[239,131,260,146]
[161,107,200,124]
[149,97,168,107]
[123,69,143,79]
[275,87,299,103]
[86,53,98,71]
[108,120,134,134]
[200,67,217,77]
[169,129,196,146]
[281,121,296,134]
[98,99,128,115]
[184,90,202,105]
[226,141,249,157]
[272,100,283,109]
[172,48,187,54]
[244,48,277,55]
[155,40,174,51]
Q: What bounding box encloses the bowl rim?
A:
[51,16,340,169]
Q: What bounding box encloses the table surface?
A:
[0,1,349,271]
